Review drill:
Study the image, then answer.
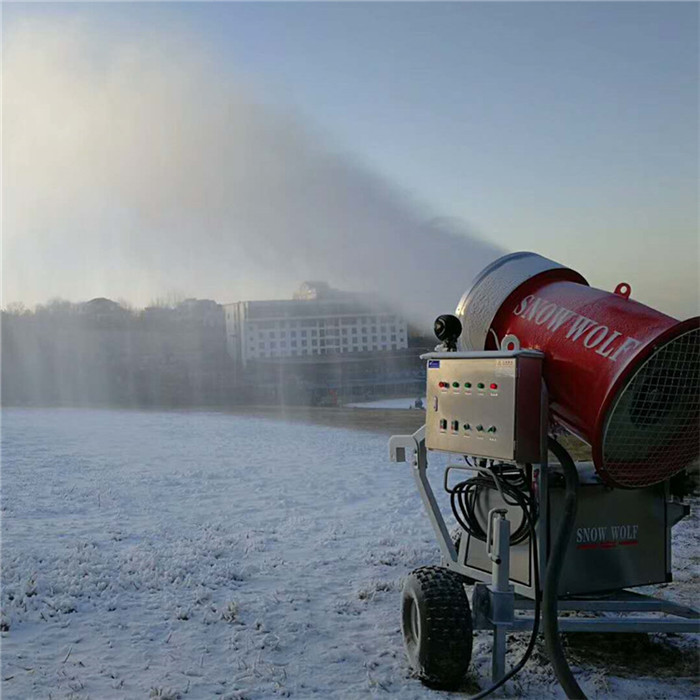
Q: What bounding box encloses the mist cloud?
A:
[3,17,502,326]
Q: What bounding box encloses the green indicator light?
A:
[477,382,485,389]
[488,426,497,433]
[452,382,460,388]
[463,423,471,430]
[464,382,472,388]
[476,424,483,432]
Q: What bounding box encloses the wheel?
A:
[401,565,473,690]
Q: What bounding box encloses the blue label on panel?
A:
[428,360,440,369]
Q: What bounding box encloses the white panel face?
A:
[425,357,519,460]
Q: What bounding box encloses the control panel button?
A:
[476,424,484,432]
[490,383,498,390]
[477,382,485,390]
[439,419,447,430]
[463,423,471,431]
[464,382,472,389]
[452,381,460,388]
[451,420,460,431]
[488,426,497,433]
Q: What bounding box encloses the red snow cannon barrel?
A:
[456,252,699,488]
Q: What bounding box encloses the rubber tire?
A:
[401,565,473,690]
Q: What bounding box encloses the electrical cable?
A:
[544,438,587,700]
[446,463,534,545]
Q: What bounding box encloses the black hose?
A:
[544,438,587,700]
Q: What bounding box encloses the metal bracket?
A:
[389,426,457,565]
[388,433,418,464]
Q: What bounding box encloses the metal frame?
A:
[389,409,700,684]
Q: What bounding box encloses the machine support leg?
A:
[410,435,458,565]
[492,626,507,684]
[487,509,514,684]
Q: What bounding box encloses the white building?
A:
[224,282,408,367]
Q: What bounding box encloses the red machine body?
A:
[457,253,699,488]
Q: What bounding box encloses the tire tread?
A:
[402,565,473,690]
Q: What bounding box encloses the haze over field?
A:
[3,3,698,321]
[4,16,501,327]
[2,6,699,697]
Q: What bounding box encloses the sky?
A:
[3,1,699,321]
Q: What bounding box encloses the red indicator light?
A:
[490,383,498,390]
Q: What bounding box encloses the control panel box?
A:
[423,351,543,462]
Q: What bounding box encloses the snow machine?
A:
[389,252,700,698]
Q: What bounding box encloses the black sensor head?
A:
[434,314,462,351]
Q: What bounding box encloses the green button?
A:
[476,424,483,432]
[477,382,485,389]
[463,423,471,430]
[464,382,472,388]
[488,426,497,433]
[452,381,460,388]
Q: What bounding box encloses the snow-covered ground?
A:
[346,398,426,410]
[1,408,698,699]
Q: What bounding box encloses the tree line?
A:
[2,298,236,408]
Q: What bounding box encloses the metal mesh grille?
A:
[602,327,700,488]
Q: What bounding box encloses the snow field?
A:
[1,408,698,699]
